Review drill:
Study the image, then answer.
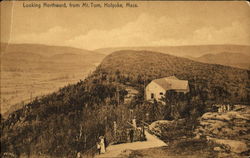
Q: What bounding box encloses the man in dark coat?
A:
[129,129,134,143]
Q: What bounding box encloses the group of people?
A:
[97,136,106,155]
[95,119,145,155]
[75,136,107,158]
[217,104,232,113]
[129,127,145,142]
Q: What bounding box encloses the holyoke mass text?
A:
[23,2,138,9]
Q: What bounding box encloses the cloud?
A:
[66,14,160,49]
[192,21,250,45]
[10,14,250,49]
[10,26,70,45]
[65,14,191,49]
[66,14,250,49]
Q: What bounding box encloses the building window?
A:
[151,93,154,99]
[159,92,163,95]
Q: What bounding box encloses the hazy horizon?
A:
[2,42,250,50]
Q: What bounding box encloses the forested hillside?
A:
[1,76,128,157]
[98,50,250,104]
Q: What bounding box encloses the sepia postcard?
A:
[1,0,250,158]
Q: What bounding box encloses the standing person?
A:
[218,106,221,113]
[132,119,137,128]
[221,105,224,112]
[129,129,134,143]
[138,127,143,141]
[97,140,101,155]
[113,121,117,138]
[99,136,106,154]
[76,152,81,158]
[104,136,108,149]
[142,125,145,139]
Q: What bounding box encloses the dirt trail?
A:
[95,131,167,158]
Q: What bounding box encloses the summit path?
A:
[95,131,167,158]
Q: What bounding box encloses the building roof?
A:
[152,76,189,91]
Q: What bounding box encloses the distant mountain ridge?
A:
[95,44,250,69]
[1,43,105,70]
[194,52,250,69]
[1,43,103,57]
[95,44,250,57]
[3,43,249,69]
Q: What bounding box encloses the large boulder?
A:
[148,119,188,141]
[149,120,175,136]
[196,105,250,139]
[195,105,250,154]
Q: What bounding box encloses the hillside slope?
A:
[98,50,250,104]
[1,78,127,157]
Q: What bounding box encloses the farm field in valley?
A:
[1,43,104,117]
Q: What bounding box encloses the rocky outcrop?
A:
[148,119,189,142]
[149,120,184,133]
[195,105,250,154]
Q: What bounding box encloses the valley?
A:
[1,43,104,116]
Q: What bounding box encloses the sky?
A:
[1,1,250,50]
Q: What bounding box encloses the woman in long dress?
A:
[99,136,106,154]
